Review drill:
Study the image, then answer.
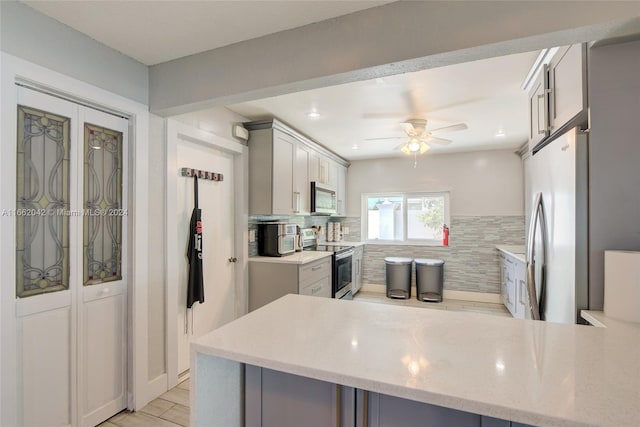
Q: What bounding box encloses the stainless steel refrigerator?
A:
[525,127,589,324]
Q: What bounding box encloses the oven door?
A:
[334,250,353,299]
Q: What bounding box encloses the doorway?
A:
[9,86,129,426]
[165,119,246,386]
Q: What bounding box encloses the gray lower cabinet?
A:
[245,365,355,427]
[245,366,535,427]
[355,390,480,427]
[248,257,331,311]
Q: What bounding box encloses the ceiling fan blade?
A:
[429,123,468,135]
[427,136,452,145]
[364,136,407,141]
[400,122,416,135]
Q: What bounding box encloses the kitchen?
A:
[2,5,635,427]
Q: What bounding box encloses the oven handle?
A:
[335,250,354,261]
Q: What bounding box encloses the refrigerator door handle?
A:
[526,192,547,320]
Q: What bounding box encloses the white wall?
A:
[347,149,524,218]
[147,114,166,381]
[171,107,250,144]
[588,39,640,310]
[0,1,148,104]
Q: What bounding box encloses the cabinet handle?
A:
[311,286,322,294]
[293,192,301,213]
[311,265,323,271]
[519,279,526,305]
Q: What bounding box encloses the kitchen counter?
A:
[248,251,332,264]
[192,294,640,427]
[496,245,526,262]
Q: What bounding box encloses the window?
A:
[363,192,450,245]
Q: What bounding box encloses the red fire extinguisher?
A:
[443,224,449,246]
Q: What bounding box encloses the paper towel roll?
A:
[604,250,640,323]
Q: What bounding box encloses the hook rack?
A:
[180,167,224,181]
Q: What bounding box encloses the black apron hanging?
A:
[187,175,204,309]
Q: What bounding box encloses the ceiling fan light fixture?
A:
[408,139,421,152]
[400,144,412,155]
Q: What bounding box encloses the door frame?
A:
[165,118,248,390]
[0,53,151,425]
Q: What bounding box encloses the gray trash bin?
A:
[415,258,444,302]
[385,257,413,299]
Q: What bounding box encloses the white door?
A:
[77,107,129,427]
[175,136,236,375]
[9,87,128,426]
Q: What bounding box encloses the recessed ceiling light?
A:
[307,111,320,119]
[496,129,506,137]
[352,144,359,150]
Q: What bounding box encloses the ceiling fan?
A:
[365,118,468,155]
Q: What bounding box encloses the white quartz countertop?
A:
[193,294,640,427]
[496,245,526,263]
[248,251,332,264]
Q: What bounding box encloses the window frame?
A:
[361,191,451,246]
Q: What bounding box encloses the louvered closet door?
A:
[13,87,128,427]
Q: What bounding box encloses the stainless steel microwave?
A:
[310,182,337,215]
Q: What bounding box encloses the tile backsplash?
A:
[360,216,525,294]
[248,215,524,294]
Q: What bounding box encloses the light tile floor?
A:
[101,293,508,426]
[101,379,190,427]
[354,290,512,317]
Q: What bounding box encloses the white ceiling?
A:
[22,0,540,161]
[22,0,391,65]
[225,50,540,160]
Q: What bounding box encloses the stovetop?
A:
[304,244,354,254]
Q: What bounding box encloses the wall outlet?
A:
[343,227,349,235]
[249,229,256,243]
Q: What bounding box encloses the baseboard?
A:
[359,284,501,303]
[147,373,168,403]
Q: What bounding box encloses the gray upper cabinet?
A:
[246,119,349,216]
[528,64,549,150]
[337,164,348,216]
[527,43,587,152]
[248,127,299,215]
[548,44,587,134]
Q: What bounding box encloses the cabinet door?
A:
[356,390,479,427]
[328,160,339,190]
[299,276,331,298]
[499,255,508,306]
[528,65,549,151]
[504,258,516,316]
[246,366,355,427]
[352,247,363,295]
[337,164,348,216]
[514,261,528,319]
[294,143,310,215]
[549,44,586,132]
[272,131,295,215]
[318,155,330,184]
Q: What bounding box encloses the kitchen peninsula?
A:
[191,295,640,427]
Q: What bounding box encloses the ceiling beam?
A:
[149,1,640,116]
